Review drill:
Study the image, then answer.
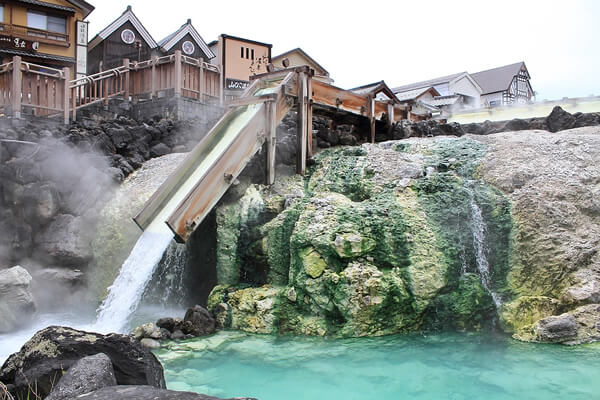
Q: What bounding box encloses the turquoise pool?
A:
[155,331,600,400]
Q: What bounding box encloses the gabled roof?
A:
[392,72,465,93]
[88,6,157,51]
[272,47,329,76]
[17,0,94,17]
[350,80,399,103]
[471,62,529,95]
[158,19,215,59]
[394,86,441,102]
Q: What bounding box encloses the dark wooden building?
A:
[157,19,214,61]
[87,5,157,74]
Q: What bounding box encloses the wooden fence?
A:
[0,50,222,124]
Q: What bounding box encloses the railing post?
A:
[306,74,313,158]
[123,58,130,101]
[151,56,158,99]
[11,56,22,120]
[199,60,204,103]
[72,86,77,122]
[174,50,182,97]
[103,74,109,107]
[62,67,70,125]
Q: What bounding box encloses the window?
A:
[245,48,249,59]
[251,49,254,59]
[241,46,244,58]
[0,5,4,23]
[27,10,66,34]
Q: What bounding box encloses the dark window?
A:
[251,49,254,59]
[245,48,249,59]
[27,10,66,34]
[241,46,244,58]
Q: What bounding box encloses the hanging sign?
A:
[226,78,249,91]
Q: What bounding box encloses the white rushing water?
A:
[469,193,502,307]
[94,103,264,333]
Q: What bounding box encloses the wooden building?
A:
[157,19,214,61]
[87,5,157,74]
[208,34,272,99]
[271,47,332,84]
[0,0,94,75]
[471,62,534,107]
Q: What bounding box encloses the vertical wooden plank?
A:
[103,75,109,106]
[174,50,182,97]
[123,58,130,101]
[151,56,157,98]
[11,56,21,119]
[62,67,69,124]
[306,74,313,158]
[296,71,307,175]
[387,102,394,140]
[199,61,205,103]
[266,100,277,184]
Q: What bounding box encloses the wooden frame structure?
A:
[134,65,409,243]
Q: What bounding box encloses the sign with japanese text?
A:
[226,78,249,91]
[0,36,39,52]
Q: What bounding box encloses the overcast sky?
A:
[89,0,599,101]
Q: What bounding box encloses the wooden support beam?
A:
[226,93,277,108]
[306,74,313,158]
[199,61,204,102]
[368,95,375,143]
[265,99,277,185]
[174,50,182,97]
[387,102,394,140]
[62,67,70,125]
[103,75,109,106]
[11,56,21,119]
[296,71,307,175]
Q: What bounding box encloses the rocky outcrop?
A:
[206,124,600,344]
[37,214,93,266]
[71,385,256,400]
[46,353,117,400]
[0,326,165,399]
[0,266,36,333]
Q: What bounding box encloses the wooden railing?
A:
[0,23,69,46]
[0,56,70,122]
[70,50,221,121]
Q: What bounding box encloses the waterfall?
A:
[468,189,502,308]
[142,243,188,306]
[94,219,174,333]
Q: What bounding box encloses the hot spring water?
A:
[155,331,600,400]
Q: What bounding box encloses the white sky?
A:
[88,0,600,101]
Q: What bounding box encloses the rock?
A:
[534,314,579,342]
[504,118,531,132]
[0,266,36,332]
[20,183,59,225]
[150,143,171,158]
[545,106,576,132]
[107,126,133,149]
[132,323,166,340]
[140,338,161,349]
[183,305,216,336]
[46,353,117,400]
[37,214,93,266]
[72,385,257,400]
[156,317,177,332]
[0,326,165,399]
[339,132,358,146]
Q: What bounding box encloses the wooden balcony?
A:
[0,23,69,47]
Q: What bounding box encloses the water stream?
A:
[468,188,502,307]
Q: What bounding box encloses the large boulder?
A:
[0,326,165,399]
[72,385,256,400]
[183,305,216,336]
[46,353,117,400]
[36,214,93,266]
[0,266,36,332]
[545,106,576,132]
